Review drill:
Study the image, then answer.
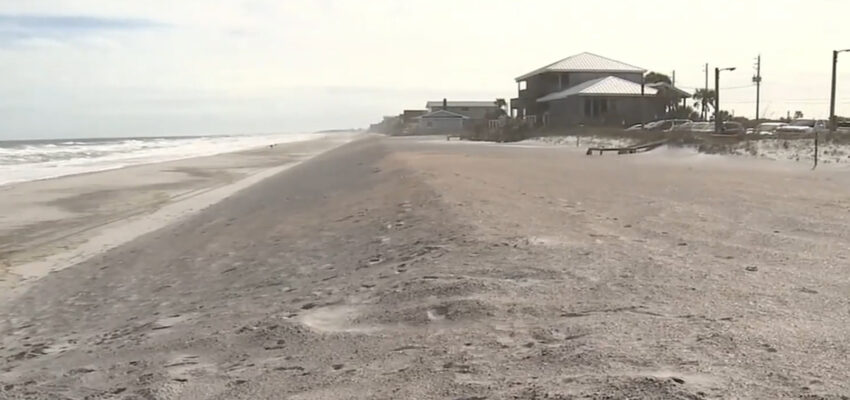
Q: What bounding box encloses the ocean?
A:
[0,133,318,186]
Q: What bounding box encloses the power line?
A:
[720,99,850,104]
[687,96,850,103]
[765,97,850,101]
[678,84,755,90]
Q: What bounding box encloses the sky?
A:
[1,0,849,139]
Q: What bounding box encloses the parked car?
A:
[672,121,694,131]
[625,121,661,131]
[626,119,691,132]
[674,121,714,133]
[672,121,743,134]
[717,121,745,135]
[774,119,828,134]
[754,122,788,135]
[654,119,692,132]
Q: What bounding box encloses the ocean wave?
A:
[0,133,319,186]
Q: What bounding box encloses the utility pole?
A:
[753,55,761,121]
[715,67,737,133]
[703,63,709,120]
[822,50,838,168]
[830,50,850,133]
[823,49,849,165]
[830,50,839,134]
[715,68,720,133]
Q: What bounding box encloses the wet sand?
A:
[1,135,849,399]
[0,133,357,289]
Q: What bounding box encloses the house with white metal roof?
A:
[510,52,689,128]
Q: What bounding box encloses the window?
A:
[519,81,527,90]
[584,98,608,118]
[488,120,505,128]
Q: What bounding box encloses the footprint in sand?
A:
[151,314,190,332]
[298,306,378,334]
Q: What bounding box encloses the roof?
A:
[516,52,646,81]
[537,76,658,102]
[425,101,497,109]
[418,109,470,119]
[647,82,691,98]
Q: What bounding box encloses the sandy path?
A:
[1,136,849,399]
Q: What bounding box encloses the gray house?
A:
[417,109,469,134]
[425,100,499,121]
[510,52,687,128]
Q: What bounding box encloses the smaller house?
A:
[401,110,428,124]
[417,109,469,134]
[368,115,401,134]
[425,100,499,121]
[400,109,428,135]
[647,82,692,112]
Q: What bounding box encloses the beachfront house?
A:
[402,109,428,124]
[425,100,499,122]
[368,115,402,134]
[510,52,688,128]
[399,109,428,135]
[416,109,469,134]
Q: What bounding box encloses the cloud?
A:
[0,14,163,30]
[0,14,165,46]
[0,0,847,139]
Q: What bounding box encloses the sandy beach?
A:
[0,133,357,290]
[2,134,850,399]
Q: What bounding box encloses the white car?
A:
[774,119,828,134]
[626,119,691,132]
[754,122,788,135]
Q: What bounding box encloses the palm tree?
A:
[493,98,508,118]
[644,71,672,84]
[669,105,699,120]
[692,89,716,120]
